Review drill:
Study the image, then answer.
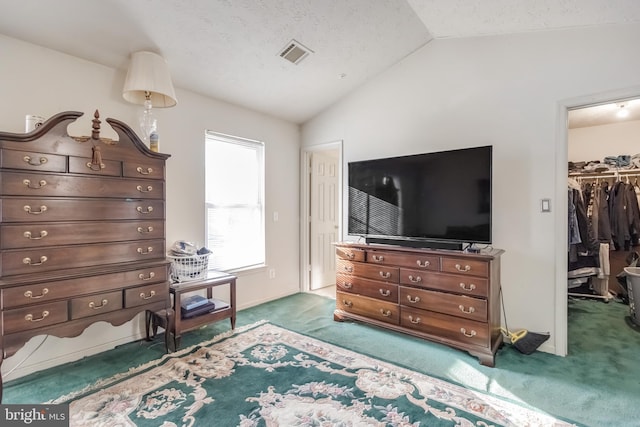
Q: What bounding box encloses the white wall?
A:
[302,23,640,356]
[0,35,301,379]
[568,120,640,162]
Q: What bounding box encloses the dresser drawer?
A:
[336,291,399,325]
[1,265,168,309]
[124,282,167,308]
[401,307,489,348]
[70,291,123,320]
[336,246,365,262]
[0,198,165,222]
[0,171,164,199]
[336,274,398,302]
[68,156,121,177]
[0,149,66,173]
[399,268,433,287]
[1,239,166,276]
[367,250,439,271]
[123,161,165,180]
[1,220,165,249]
[336,259,399,283]
[399,286,487,322]
[419,272,488,297]
[3,301,68,334]
[441,257,489,277]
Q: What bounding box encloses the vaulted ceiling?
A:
[1,0,639,124]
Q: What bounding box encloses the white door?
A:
[309,150,339,290]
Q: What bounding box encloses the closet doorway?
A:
[566,96,640,350]
[300,141,343,293]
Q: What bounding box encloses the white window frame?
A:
[205,131,265,272]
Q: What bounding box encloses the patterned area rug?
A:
[51,321,576,426]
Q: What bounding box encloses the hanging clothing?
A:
[608,181,640,250]
[593,182,612,243]
[568,180,599,270]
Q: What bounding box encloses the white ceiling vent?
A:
[279,40,312,65]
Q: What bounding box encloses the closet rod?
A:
[569,170,640,179]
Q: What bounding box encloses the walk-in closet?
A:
[567,99,640,309]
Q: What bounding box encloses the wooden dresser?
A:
[334,242,504,366]
[0,111,172,399]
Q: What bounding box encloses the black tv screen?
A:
[348,146,492,247]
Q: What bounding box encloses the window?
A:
[205,131,265,271]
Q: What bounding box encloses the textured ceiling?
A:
[0,0,639,124]
[408,0,640,39]
[569,99,640,129]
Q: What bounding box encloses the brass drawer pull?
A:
[137,226,154,234]
[459,282,476,292]
[379,271,391,279]
[25,311,50,322]
[23,179,47,189]
[408,275,422,283]
[136,185,153,193]
[136,206,154,214]
[342,282,353,289]
[459,305,476,314]
[372,255,384,262]
[346,252,355,259]
[138,272,156,281]
[379,289,390,297]
[342,300,353,308]
[23,155,48,166]
[24,205,47,214]
[89,299,109,309]
[406,295,421,303]
[137,247,154,255]
[455,263,471,272]
[343,265,353,273]
[23,256,48,266]
[86,161,105,171]
[408,315,421,324]
[416,260,430,268]
[24,230,48,240]
[460,328,477,338]
[136,166,154,175]
[380,309,392,317]
[24,288,49,299]
[139,290,156,300]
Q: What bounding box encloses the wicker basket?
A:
[167,253,210,282]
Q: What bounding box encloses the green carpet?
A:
[4,292,640,426]
[48,321,575,426]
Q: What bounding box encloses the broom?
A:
[500,288,550,355]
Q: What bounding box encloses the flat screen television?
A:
[348,145,492,250]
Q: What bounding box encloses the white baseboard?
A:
[3,331,146,382]
[235,289,300,311]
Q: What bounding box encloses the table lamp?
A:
[122,51,177,143]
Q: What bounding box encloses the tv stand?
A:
[334,242,504,366]
[365,237,463,251]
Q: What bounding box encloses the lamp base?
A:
[139,99,157,142]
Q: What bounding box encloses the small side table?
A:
[147,271,236,351]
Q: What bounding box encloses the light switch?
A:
[541,199,551,213]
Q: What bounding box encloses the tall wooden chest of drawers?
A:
[0,111,172,399]
[334,242,504,366]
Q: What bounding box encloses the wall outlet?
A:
[268,269,276,279]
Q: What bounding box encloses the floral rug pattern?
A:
[52,321,576,426]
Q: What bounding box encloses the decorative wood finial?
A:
[91,110,101,141]
[71,109,114,146]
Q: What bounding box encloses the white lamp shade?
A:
[123,51,178,108]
